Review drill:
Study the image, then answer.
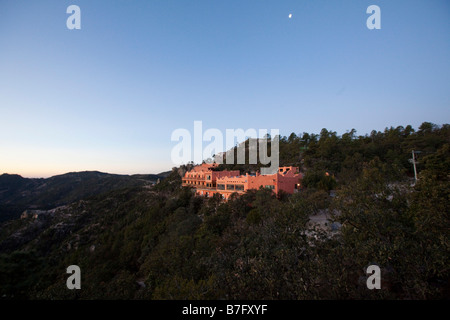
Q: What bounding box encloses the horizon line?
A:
[0,169,174,180]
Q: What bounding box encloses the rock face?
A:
[177,167,187,178]
[20,210,51,220]
[0,204,86,254]
[176,164,194,178]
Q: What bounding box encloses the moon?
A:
[288,13,292,19]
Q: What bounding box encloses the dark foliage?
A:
[0,122,448,299]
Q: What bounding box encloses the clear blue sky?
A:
[1,0,449,177]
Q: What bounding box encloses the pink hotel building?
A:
[182,163,302,200]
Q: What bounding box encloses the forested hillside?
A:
[0,171,166,222]
[0,122,448,299]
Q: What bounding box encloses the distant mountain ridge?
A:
[0,171,169,222]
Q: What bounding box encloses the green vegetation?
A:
[0,171,166,222]
[0,122,448,299]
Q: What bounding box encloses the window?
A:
[265,185,275,190]
[227,184,235,190]
[235,184,244,191]
[217,184,225,190]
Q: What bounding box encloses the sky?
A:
[0,0,449,178]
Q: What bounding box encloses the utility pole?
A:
[410,150,421,184]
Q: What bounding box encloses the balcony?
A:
[194,186,216,191]
[182,180,215,189]
[183,177,206,182]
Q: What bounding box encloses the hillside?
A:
[0,171,167,222]
[0,122,448,299]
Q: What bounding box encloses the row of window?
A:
[186,175,212,180]
[183,180,202,185]
[217,184,245,191]
[187,182,276,191]
[183,181,215,188]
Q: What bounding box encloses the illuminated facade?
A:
[182,163,302,200]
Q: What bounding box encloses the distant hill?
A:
[0,171,167,222]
